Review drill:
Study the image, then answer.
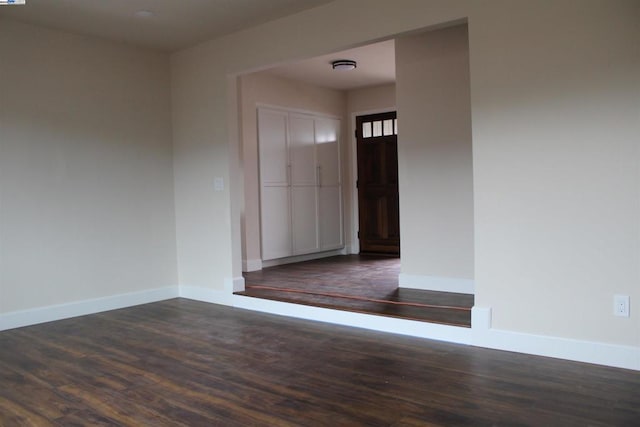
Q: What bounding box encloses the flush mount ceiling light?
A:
[332,60,357,71]
[133,10,154,18]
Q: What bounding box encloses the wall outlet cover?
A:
[613,294,630,317]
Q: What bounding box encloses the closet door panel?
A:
[258,109,289,186]
[319,185,343,249]
[315,117,341,186]
[291,186,319,255]
[260,186,292,260]
[289,114,316,185]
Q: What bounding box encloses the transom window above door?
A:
[361,118,397,139]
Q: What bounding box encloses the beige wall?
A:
[171,0,640,349]
[346,84,396,252]
[470,0,640,344]
[396,24,474,280]
[238,72,347,267]
[0,20,177,313]
[347,84,396,114]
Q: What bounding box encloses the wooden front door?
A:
[356,112,400,255]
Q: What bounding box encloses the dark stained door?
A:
[356,112,400,255]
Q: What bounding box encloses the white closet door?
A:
[315,117,341,186]
[289,113,319,254]
[289,114,316,185]
[291,186,319,255]
[316,117,343,249]
[258,108,292,260]
[260,187,292,260]
[257,108,344,261]
[258,109,289,186]
[319,186,343,250]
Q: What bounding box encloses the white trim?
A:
[399,273,474,294]
[256,103,341,120]
[477,328,640,371]
[471,306,640,371]
[4,288,637,371]
[471,306,492,330]
[230,298,640,370]
[242,258,262,272]
[179,285,234,306]
[261,249,344,268]
[232,294,471,344]
[224,276,245,293]
[0,286,179,332]
[348,241,359,255]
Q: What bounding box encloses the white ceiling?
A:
[265,39,396,91]
[0,0,395,90]
[0,0,335,52]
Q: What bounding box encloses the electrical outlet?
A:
[613,295,630,317]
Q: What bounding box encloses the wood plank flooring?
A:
[1,299,639,426]
[240,255,473,327]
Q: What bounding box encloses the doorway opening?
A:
[234,24,474,327]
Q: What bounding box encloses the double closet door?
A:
[258,107,343,261]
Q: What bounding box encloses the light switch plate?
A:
[214,177,224,192]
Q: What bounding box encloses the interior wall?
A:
[346,83,397,253]
[171,0,640,349]
[347,84,396,114]
[470,0,640,345]
[395,24,474,281]
[238,72,348,269]
[0,20,177,313]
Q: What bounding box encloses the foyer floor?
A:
[238,255,474,327]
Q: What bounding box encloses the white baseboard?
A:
[477,328,640,371]
[0,282,237,332]
[399,273,474,294]
[232,294,472,344]
[229,299,640,371]
[471,306,492,329]
[471,306,640,371]
[224,276,245,293]
[0,286,179,332]
[242,258,262,272]
[261,249,345,268]
[179,285,234,306]
[3,287,637,371]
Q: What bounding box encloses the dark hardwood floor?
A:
[1,299,639,426]
[240,255,473,327]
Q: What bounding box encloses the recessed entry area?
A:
[236,23,474,325]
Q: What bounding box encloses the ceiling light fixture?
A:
[134,10,154,18]
[332,60,357,71]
